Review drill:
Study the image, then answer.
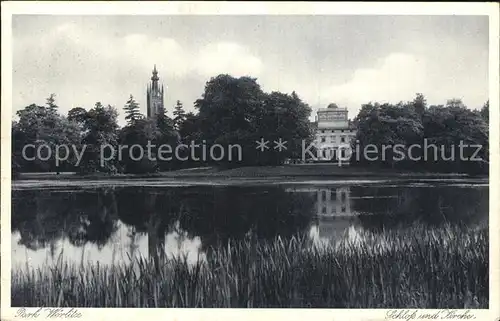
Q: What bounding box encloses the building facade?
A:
[313,103,356,163]
[146,65,165,118]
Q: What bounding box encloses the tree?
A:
[118,105,180,173]
[46,93,58,113]
[480,100,489,124]
[259,91,313,164]
[68,107,88,124]
[445,98,466,109]
[353,102,424,169]
[79,102,120,174]
[423,103,488,173]
[123,95,143,125]
[194,74,266,166]
[177,112,203,168]
[178,112,201,143]
[412,93,427,117]
[11,121,23,179]
[194,74,313,167]
[172,100,186,130]
[156,112,181,171]
[13,104,80,172]
[353,97,489,174]
[67,107,88,134]
[119,118,160,174]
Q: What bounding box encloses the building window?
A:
[321,137,326,143]
[321,130,325,133]
[341,129,344,133]
[341,136,346,143]
[322,191,327,201]
[322,207,326,214]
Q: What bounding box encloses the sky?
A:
[12,15,489,126]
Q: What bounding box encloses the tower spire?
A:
[151,65,159,81]
[147,65,165,119]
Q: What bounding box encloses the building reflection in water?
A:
[286,186,362,245]
[316,186,353,217]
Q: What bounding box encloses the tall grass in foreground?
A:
[12,224,488,308]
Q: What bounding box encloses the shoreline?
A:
[11,165,488,190]
[13,164,486,181]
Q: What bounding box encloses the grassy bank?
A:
[15,164,476,181]
[12,225,488,308]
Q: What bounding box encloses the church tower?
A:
[146,65,165,118]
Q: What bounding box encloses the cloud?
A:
[121,34,189,77]
[253,52,430,121]
[257,46,486,121]
[194,42,263,77]
[12,22,264,124]
[48,23,264,79]
[12,17,488,126]
[321,53,427,114]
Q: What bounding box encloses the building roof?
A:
[318,106,348,112]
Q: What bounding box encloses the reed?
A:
[11,224,488,308]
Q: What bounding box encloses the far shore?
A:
[12,164,487,183]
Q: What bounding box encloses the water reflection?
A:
[11,182,488,269]
[286,186,354,217]
[286,186,358,245]
[11,220,204,268]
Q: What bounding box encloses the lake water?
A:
[11,179,489,269]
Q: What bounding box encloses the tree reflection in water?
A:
[12,188,119,251]
[11,183,487,268]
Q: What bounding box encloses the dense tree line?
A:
[11,74,314,175]
[11,75,489,176]
[352,94,489,174]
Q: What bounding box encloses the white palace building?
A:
[312,103,356,164]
